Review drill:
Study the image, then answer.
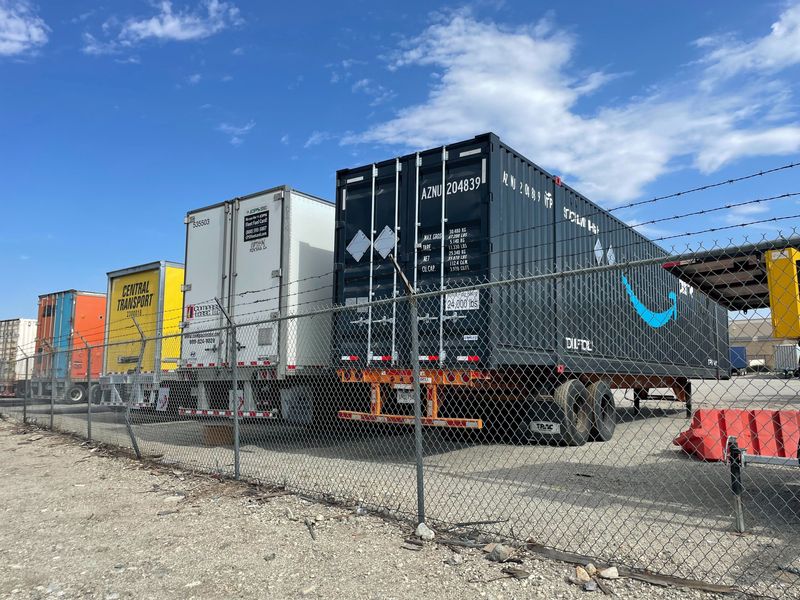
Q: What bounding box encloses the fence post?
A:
[78,335,92,442]
[388,254,426,526]
[17,347,30,424]
[215,298,240,480]
[125,317,144,460]
[40,340,55,430]
[726,436,746,533]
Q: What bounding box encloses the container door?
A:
[337,169,374,363]
[54,292,74,379]
[414,147,490,365]
[181,206,228,366]
[231,192,283,364]
[367,161,402,363]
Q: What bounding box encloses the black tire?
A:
[66,385,85,404]
[89,384,102,405]
[587,381,616,442]
[552,380,592,446]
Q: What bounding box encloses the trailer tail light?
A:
[556,364,566,374]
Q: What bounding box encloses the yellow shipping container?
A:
[765,248,800,340]
[104,261,184,373]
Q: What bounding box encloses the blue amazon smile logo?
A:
[621,274,677,328]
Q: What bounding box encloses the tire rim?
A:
[69,388,82,401]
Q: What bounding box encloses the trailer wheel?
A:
[66,385,85,404]
[553,380,592,446]
[89,384,102,405]
[587,381,616,442]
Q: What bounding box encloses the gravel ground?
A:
[2,376,799,598]
[0,419,735,600]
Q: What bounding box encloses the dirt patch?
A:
[0,419,738,599]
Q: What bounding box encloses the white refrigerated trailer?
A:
[174,185,335,422]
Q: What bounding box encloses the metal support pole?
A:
[17,347,30,425]
[125,317,144,459]
[41,340,55,430]
[388,254,425,525]
[215,298,240,480]
[726,436,746,533]
[78,335,92,442]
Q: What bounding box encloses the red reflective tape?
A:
[238,361,245,366]
[287,365,296,370]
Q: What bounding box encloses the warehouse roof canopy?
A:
[663,239,800,312]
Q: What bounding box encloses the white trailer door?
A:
[181,205,228,366]
[231,192,283,364]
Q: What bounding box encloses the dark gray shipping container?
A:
[333,132,730,380]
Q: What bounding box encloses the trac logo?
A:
[621,275,677,328]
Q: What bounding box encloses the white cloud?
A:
[328,58,365,84]
[722,200,783,227]
[351,78,395,106]
[697,4,800,82]
[83,1,242,54]
[346,8,800,203]
[280,134,289,145]
[187,72,202,84]
[120,0,242,43]
[0,0,49,56]
[231,46,243,55]
[217,120,255,145]
[304,130,331,148]
[82,32,117,55]
[115,55,141,65]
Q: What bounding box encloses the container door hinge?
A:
[184,215,194,225]
[181,283,192,292]
[178,321,187,330]
[271,269,282,278]
[274,190,285,201]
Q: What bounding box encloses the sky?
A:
[1,0,800,319]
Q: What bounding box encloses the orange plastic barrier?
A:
[674,409,800,461]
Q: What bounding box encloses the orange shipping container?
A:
[33,290,106,381]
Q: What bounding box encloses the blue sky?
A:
[1,0,800,319]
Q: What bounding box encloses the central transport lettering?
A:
[117,281,154,312]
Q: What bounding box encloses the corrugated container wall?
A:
[104,261,185,373]
[0,318,36,394]
[333,132,730,378]
[34,291,106,381]
[180,185,334,377]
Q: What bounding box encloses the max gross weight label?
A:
[445,289,479,311]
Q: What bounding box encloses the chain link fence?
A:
[2,239,800,598]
